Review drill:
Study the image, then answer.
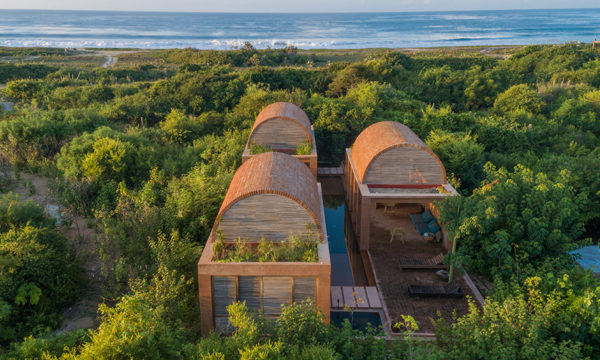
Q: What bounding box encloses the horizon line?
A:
[1,7,600,14]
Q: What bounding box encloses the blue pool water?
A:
[571,245,600,273]
[331,311,383,332]
[322,190,368,287]
[0,9,599,49]
[324,199,355,286]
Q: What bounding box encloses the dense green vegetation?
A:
[0,194,83,346]
[0,44,599,359]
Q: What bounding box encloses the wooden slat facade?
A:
[365,147,445,185]
[213,277,236,317]
[263,277,293,316]
[250,102,312,146]
[218,193,316,242]
[293,277,317,303]
[239,276,261,312]
[211,275,318,325]
[351,121,446,184]
[243,103,318,177]
[218,152,324,241]
[198,112,330,337]
[249,117,311,149]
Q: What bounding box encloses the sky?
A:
[1,0,599,12]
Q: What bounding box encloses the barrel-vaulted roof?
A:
[249,102,313,145]
[217,151,323,237]
[351,121,446,184]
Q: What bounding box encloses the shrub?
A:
[248,143,271,155]
[295,141,312,155]
[0,206,83,344]
[159,109,204,143]
[276,300,327,351]
[493,84,544,114]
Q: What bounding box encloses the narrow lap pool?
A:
[320,177,381,330]
[320,176,369,286]
[323,194,368,286]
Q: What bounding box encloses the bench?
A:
[398,253,447,270]
[408,284,465,298]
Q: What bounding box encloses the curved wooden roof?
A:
[217,151,323,237]
[351,121,446,184]
[249,102,313,145]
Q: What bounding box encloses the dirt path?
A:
[76,49,145,68]
[11,172,103,333]
[98,51,120,68]
[478,47,512,59]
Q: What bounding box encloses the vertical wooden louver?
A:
[293,277,316,303]
[262,277,293,316]
[239,276,262,312]
[213,276,236,333]
[213,276,236,316]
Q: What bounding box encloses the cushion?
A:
[421,210,435,223]
[427,222,441,234]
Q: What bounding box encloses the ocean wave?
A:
[0,36,570,50]
[435,14,487,20]
[0,9,597,50]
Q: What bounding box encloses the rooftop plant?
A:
[295,140,312,155]
[213,227,320,263]
[248,143,272,155]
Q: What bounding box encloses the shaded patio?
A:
[368,207,475,333]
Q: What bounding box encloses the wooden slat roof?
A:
[218,151,323,237]
[250,102,313,145]
[351,121,446,183]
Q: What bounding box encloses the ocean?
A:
[0,8,599,49]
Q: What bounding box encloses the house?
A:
[343,121,459,251]
[242,102,318,177]
[198,152,330,335]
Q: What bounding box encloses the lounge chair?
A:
[398,252,447,269]
[408,284,465,298]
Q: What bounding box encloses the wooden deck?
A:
[368,210,476,332]
[318,166,344,176]
[331,286,383,310]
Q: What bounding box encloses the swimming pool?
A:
[321,177,369,287]
[330,311,383,332]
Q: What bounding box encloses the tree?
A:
[430,275,600,360]
[438,163,587,282]
[426,130,484,191]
